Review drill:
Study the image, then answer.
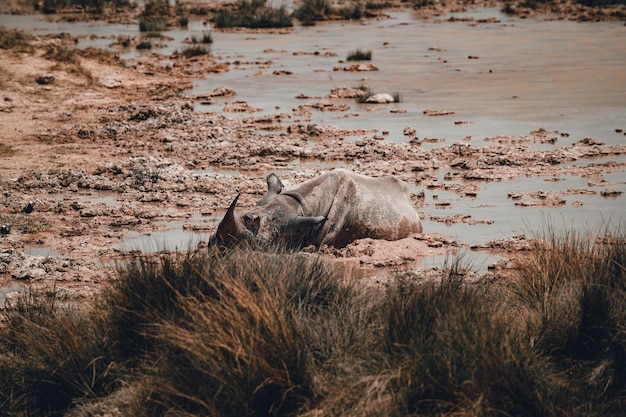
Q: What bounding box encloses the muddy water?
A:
[192,8,626,144]
[2,8,625,256]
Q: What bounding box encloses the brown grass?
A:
[1,226,624,416]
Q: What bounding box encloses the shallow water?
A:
[3,8,625,263]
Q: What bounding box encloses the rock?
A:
[365,93,395,104]
[100,78,122,88]
[35,75,55,85]
[423,109,455,116]
[327,86,364,99]
[334,63,378,72]
[403,126,417,136]
[223,101,262,113]
[197,87,235,99]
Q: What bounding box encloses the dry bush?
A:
[1,227,624,416]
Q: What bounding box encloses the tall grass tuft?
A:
[383,265,566,416]
[509,225,626,413]
[103,246,349,415]
[0,292,117,416]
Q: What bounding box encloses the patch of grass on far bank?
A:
[214,0,293,29]
[1,226,625,416]
[347,48,372,61]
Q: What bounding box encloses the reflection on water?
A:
[26,247,62,257]
[115,220,214,253]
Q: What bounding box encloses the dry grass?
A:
[0,143,16,158]
[1,226,624,416]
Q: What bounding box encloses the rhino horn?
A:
[216,194,247,244]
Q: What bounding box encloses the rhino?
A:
[214,169,423,249]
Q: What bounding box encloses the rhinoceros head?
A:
[214,173,325,248]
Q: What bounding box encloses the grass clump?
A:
[413,0,437,8]
[1,226,625,416]
[102,247,346,415]
[294,0,332,24]
[43,45,80,64]
[0,292,118,416]
[214,0,293,29]
[347,48,372,61]
[0,142,16,157]
[40,0,131,14]
[138,16,167,33]
[190,31,213,44]
[135,39,152,50]
[508,226,626,413]
[0,28,34,53]
[180,45,211,58]
[339,2,363,20]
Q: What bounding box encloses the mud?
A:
[1,2,625,303]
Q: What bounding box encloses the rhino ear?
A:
[216,194,243,243]
[267,173,283,194]
[286,216,326,232]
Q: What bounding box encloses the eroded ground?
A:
[1,2,625,303]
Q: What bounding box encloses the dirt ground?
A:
[1,1,626,303]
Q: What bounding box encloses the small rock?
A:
[365,93,395,104]
[35,75,55,85]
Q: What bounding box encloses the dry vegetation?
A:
[1,2,625,415]
[1,226,624,416]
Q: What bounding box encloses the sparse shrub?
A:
[340,3,363,20]
[190,31,213,44]
[143,0,169,16]
[413,0,436,8]
[78,46,125,66]
[139,16,167,33]
[136,39,152,49]
[201,31,213,44]
[294,0,331,24]
[502,2,516,14]
[347,48,372,61]
[0,28,34,52]
[214,0,293,29]
[365,1,387,10]
[180,44,210,58]
[0,142,16,157]
[39,0,131,14]
[43,45,80,64]
[178,15,188,26]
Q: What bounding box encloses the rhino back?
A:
[286,169,422,247]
